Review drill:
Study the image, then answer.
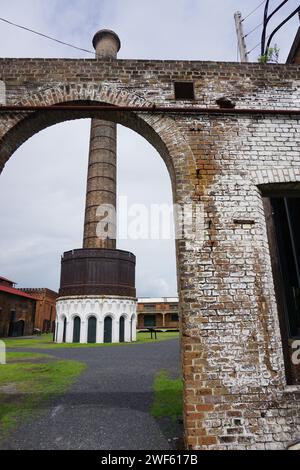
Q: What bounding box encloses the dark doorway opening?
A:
[88,316,97,343]
[104,316,112,343]
[62,317,67,343]
[264,196,300,384]
[43,319,51,333]
[8,319,24,337]
[73,316,81,343]
[119,316,125,342]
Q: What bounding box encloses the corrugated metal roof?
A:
[0,284,36,300]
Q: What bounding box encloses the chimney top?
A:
[92,29,121,58]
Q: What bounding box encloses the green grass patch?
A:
[137,331,179,344]
[2,331,179,350]
[151,370,183,422]
[6,352,53,362]
[0,352,85,440]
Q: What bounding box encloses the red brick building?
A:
[0,276,36,337]
[137,297,179,330]
[21,288,58,333]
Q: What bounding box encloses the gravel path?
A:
[1,338,181,450]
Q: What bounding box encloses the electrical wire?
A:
[246,0,297,57]
[244,22,264,38]
[0,16,95,57]
[242,0,267,22]
[247,34,271,55]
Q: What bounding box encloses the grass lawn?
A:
[151,370,183,422]
[0,351,85,440]
[6,352,53,362]
[2,331,179,350]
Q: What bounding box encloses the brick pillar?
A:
[83,30,121,249]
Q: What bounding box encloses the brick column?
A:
[83,30,121,249]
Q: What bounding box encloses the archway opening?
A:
[73,316,81,343]
[119,316,125,343]
[87,316,97,344]
[0,101,184,449]
[62,317,67,343]
[8,319,24,338]
[104,316,112,343]
[0,103,181,298]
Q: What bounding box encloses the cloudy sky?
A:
[0,0,299,296]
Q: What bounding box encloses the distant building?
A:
[21,288,58,333]
[137,297,179,330]
[0,276,36,337]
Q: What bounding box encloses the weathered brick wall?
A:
[0,58,300,449]
[21,288,58,331]
[0,292,35,337]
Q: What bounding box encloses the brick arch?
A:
[251,169,300,187]
[0,83,196,203]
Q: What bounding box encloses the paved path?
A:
[1,339,181,450]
